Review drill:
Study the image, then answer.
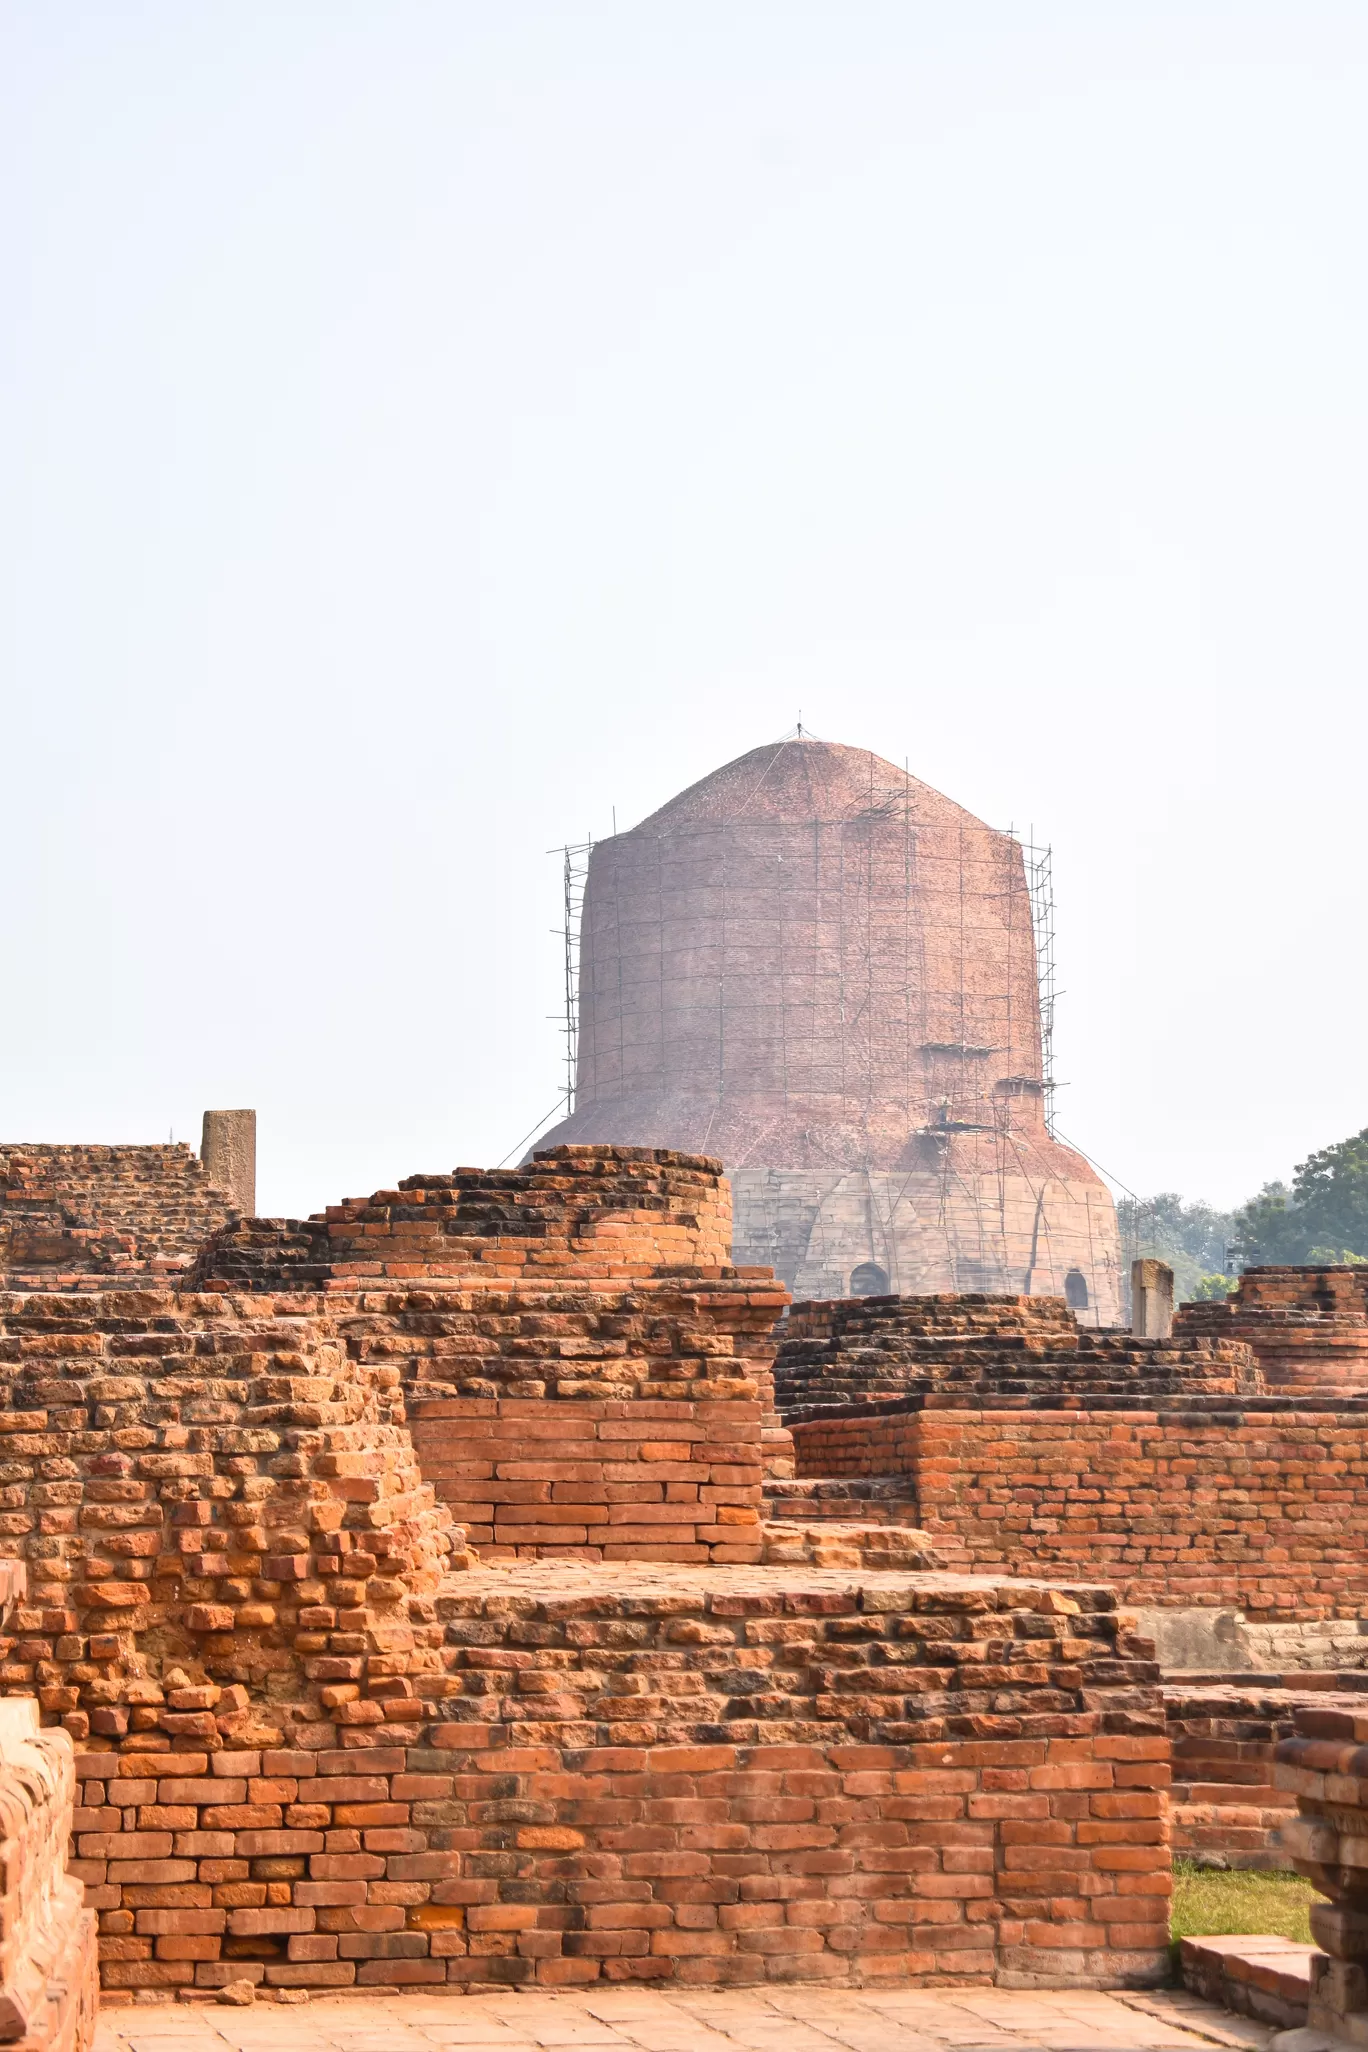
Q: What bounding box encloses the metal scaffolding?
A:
[1015,835,1059,1139]
[537,735,1116,1321]
[554,840,593,1117]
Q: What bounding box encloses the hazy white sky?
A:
[5,2,1366,1219]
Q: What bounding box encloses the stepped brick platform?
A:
[1180,1933,1316,2028]
[0,1146,237,1293]
[1162,1678,1368,1868]
[1176,1267,1368,1395]
[788,1396,1368,1618]
[763,1479,924,1528]
[776,1295,1260,1418]
[189,1149,738,1295]
[192,1148,794,1551]
[72,1561,1169,1998]
[0,1148,1174,1997]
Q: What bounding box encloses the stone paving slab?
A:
[95,1987,1274,2052]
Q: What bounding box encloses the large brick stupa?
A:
[535,736,1122,1322]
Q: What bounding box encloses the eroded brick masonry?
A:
[0,1147,1173,1998]
[780,1291,1368,1618]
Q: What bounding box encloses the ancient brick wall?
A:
[1161,1679,1368,1870]
[191,1148,793,1550]
[789,1399,1368,1618]
[0,1147,1187,1997]
[0,1698,97,2049]
[191,1147,737,1294]
[353,1271,782,1563]
[1273,1703,1368,2040]
[0,1290,466,1735]
[784,1296,1079,1348]
[0,1150,790,1718]
[68,1562,1169,1998]
[763,1478,922,1527]
[1177,1267,1368,1394]
[0,1144,237,1291]
[407,1395,763,1561]
[776,1295,1260,1416]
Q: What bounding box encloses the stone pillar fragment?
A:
[1132,1258,1174,1340]
[201,1109,256,1217]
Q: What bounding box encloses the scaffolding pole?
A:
[1015,834,1059,1138]
[551,840,593,1116]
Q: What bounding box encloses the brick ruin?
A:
[776,1292,1261,1411]
[1175,1263,1368,1393]
[1178,1695,1368,2034]
[776,1288,1368,1619]
[0,1699,97,2050]
[771,1280,1368,1908]
[5,1129,1368,2016]
[0,1144,1177,2005]
[787,1395,1368,1618]
[189,1144,791,1561]
[1163,1674,1368,1872]
[0,1113,254,1294]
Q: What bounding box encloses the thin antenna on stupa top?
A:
[776,716,822,743]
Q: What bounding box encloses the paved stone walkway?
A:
[95,1986,1273,2052]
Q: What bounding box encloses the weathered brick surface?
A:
[790,1400,1368,1617]
[0,1291,466,1728]
[777,1295,1260,1418]
[68,1562,1169,1995]
[407,1395,763,1562]
[191,1148,738,1294]
[764,1479,922,1527]
[0,1149,1184,1997]
[1176,1266,1368,1394]
[0,1699,97,2048]
[1161,1680,1368,1868]
[1274,1702,1368,2038]
[0,1146,236,1292]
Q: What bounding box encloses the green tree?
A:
[1233,1130,1368,1265]
[1189,1272,1238,1300]
[1117,1193,1237,1305]
[1230,1181,1300,1265]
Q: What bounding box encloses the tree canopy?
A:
[1123,1126,1368,1302]
[1117,1192,1237,1305]
[1233,1130,1368,1265]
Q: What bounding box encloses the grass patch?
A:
[1171,1859,1319,1945]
